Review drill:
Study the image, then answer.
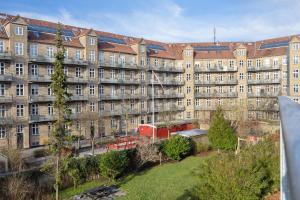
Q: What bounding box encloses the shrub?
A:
[162,135,192,161]
[33,149,49,158]
[208,106,237,151]
[193,142,210,154]
[190,139,279,200]
[99,151,129,180]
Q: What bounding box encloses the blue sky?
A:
[1,0,300,42]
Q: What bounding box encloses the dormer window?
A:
[76,50,81,60]
[293,43,300,51]
[15,26,24,36]
[47,46,54,58]
[89,37,96,45]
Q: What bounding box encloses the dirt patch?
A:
[265,191,280,200]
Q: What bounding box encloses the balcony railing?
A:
[99,61,140,70]
[278,96,300,200]
[69,95,89,101]
[99,110,122,117]
[148,93,185,99]
[29,95,55,102]
[29,115,54,123]
[64,58,89,66]
[247,65,280,71]
[0,73,13,82]
[149,79,185,85]
[195,79,238,85]
[195,92,238,98]
[247,92,280,98]
[149,65,185,73]
[247,78,281,84]
[0,95,13,103]
[248,103,279,111]
[100,77,141,84]
[194,66,238,73]
[67,76,88,83]
[0,51,12,60]
[29,55,55,63]
[29,75,52,82]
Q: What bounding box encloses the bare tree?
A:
[135,137,161,168]
[81,110,99,155]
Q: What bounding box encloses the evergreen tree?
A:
[49,23,71,200]
[208,106,237,151]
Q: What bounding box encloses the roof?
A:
[171,129,208,137]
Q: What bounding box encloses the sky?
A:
[1,0,300,43]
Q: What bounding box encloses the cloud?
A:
[10,0,300,42]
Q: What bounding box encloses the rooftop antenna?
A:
[213,26,216,44]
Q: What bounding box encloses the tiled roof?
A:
[98,42,136,54]
[28,31,84,48]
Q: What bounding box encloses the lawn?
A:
[117,156,203,200]
[60,180,105,199]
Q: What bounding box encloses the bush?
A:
[162,135,192,161]
[208,106,237,151]
[99,151,129,180]
[190,139,279,200]
[193,142,210,154]
[33,149,49,158]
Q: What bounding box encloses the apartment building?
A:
[0,13,299,149]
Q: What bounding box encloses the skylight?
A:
[147,44,166,51]
[194,45,229,51]
[28,24,74,37]
[259,41,289,49]
[98,35,126,44]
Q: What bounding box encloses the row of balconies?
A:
[99,61,140,70]
[29,55,89,66]
[194,66,238,73]
[194,79,238,85]
[248,104,280,111]
[148,65,185,73]
[247,65,281,72]
[247,78,281,85]
[194,92,238,98]
[247,92,280,98]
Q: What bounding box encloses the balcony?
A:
[195,92,238,98]
[100,77,141,85]
[0,116,14,125]
[247,78,281,85]
[149,65,185,73]
[195,79,238,85]
[0,73,13,82]
[69,95,89,101]
[248,103,279,111]
[0,51,12,60]
[99,93,142,100]
[150,79,185,86]
[247,65,280,72]
[29,55,55,63]
[194,66,238,73]
[29,75,52,83]
[29,95,55,102]
[29,115,54,123]
[148,93,185,99]
[0,95,13,103]
[247,92,280,98]
[99,61,140,70]
[64,58,89,66]
[67,76,88,84]
[99,110,122,117]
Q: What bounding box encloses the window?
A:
[247,60,252,67]
[76,50,81,60]
[15,26,24,35]
[17,125,24,136]
[30,104,39,115]
[15,42,23,55]
[64,48,69,59]
[186,61,191,68]
[89,51,95,62]
[293,43,300,51]
[239,60,244,67]
[16,63,23,76]
[140,57,145,66]
[282,56,287,65]
[30,64,38,76]
[90,102,95,112]
[256,59,261,67]
[76,103,82,113]
[141,85,145,94]
[273,58,279,67]
[47,46,54,58]
[247,73,252,80]
[89,37,96,45]
[264,58,270,66]
[16,84,24,96]
[294,70,299,78]
[47,65,53,76]
[283,71,288,79]
[140,45,145,53]
[0,62,4,75]
[76,85,82,95]
[99,68,104,79]
[239,73,244,80]
[30,44,38,57]
[31,124,39,135]
[294,84,299,93]
[75,67,81,77]
[89,84,95,95]
[99,51,104,63]
[206,99,211,107]
[239,85,244,93]
[48,85,53,95]
[99,85,104,95]
[294,55,299,64]
[0,127,6,139]
[110,69,115,79]
[0,84,4,96]
[89,68,95,78]
[64,67,68,76]
[48,103,53,115]
[141,71,145,80]
[186,74,191,81]
[30,84,39,95]
[186,86,191,94]
[187,99,191,106]
[0,40,4,53]
[0,105,5,117]
[154,59,159,66]
[229,60,234,67]
[274,71,279,80]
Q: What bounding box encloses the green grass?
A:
[117,156,204,200]
[60,180,104,199]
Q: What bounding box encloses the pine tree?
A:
[49,23,71,200]
[208,106,237,151]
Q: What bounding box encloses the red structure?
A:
[138,121,194,139]
[107,135,139,150]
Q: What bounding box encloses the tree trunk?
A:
[55,155,59,200]
[92,137,95,156]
